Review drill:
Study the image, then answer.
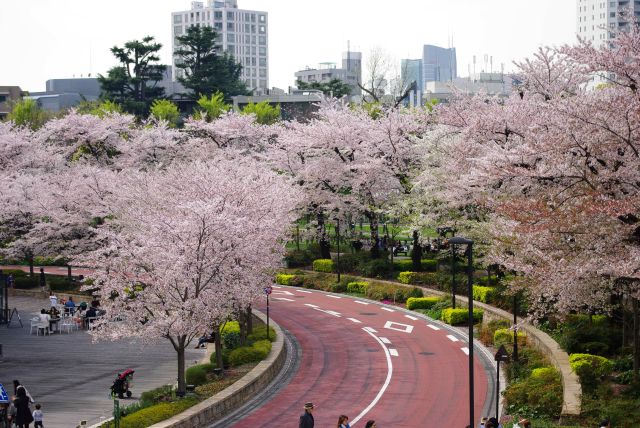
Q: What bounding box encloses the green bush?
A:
[359,259,393,278]
[139,385,174,407]
[1,269,27,277]
[312,259,334,273]
[472,285,498,303]
[275,273,296,285]
[493,328,527,347]
[556,314,619,356]
[347,281,369,294]
[421,259,438,272]
[150,99,180,127]
[397,271,417,284]
[365,283,422,303]
[476,275,499,286]
[228,339,272,366]
[406,297,440,310]
[223,331,241,349]
[441,308,484,325]
[504,366,562,419]
[569,353,613,392]
[330,282,347,293]
[334,253,366,273]
[210,348,230,367]
[117,398,198,428]
[284,249,314,268]
[247,325,276,342]
[392,259,415,271]
[13,276,38,289]
[185,363,213,386]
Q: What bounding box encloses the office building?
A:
[401,58,423,94]
[171,0,269,92]
[0,86,25,120]
[577,0,640,47]
[294,50,362,96]
[423,45,457,84]
[424,72,515,103]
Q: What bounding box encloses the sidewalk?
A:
[0,295,203,427]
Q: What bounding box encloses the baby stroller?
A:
[110,368,134,399]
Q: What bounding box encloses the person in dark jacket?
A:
[14,386,34,428]
[299,402,314,428]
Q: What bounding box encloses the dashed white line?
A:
[381,307,395,312]
[379,337,391,344]
[363,327,378,333]
[327,295,342,299]
[405,314,419,321]
[354,300,369,305]
[347,318,362,324]
[447,334,459,342]
[461,347,470,355]
[427,324,440,330]
[304,303,319,308]
[272,285,282,288]
[389,348,399,357]
[297,290,312,294]
[273,297,294,301]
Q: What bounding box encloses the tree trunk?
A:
[176,337,187,396]
[28,254,34,278]
[366,211,380,259]
[633,297,639,383]
[412,230,422,271]
[247,305,253,334]
[316,212,331,259]
[239,310,248,346]
[213,322,224,373]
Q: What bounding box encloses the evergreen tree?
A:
[296,78,352,99]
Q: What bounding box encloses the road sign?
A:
[495,344,510,362]
[264,286,272,295]
[0,383,9,404]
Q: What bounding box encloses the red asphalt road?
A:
[237,286,488,428]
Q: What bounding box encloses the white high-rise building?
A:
[576,0,640,47]
[171,0,269,92]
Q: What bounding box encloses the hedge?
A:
[392,259,437,272]
[493,328,527,347]
[472,285,498,303]
[228,339,272,366]
[186,363,214,386]
[116,398,198,428]
[504,366,562,418]
[312,259,334,273]
[210,348,231,367]
[397,271,437,285]
[275,273,295,285]
[569,353,613,391]
[406,297,440,310]
[441,308,484,325]
[365,283,423,303]
[347,281,369,294]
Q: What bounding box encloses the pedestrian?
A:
[600,419,611,428]
[337,414,351,428]
[39,268,46,291]
[364,421,377,428]
[12,380,34,404]
[480,417,488,428]
[488,417,502,428]
[299,402,314,428]
[33,403,44,428]
[13,386,34,428]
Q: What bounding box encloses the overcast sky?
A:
[0,1,576,92]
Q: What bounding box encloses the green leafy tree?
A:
[76,100,123,118]
[193,92,230,122]
[98,36,166,117]
[7,98,50,130]
[241,101,280,125]
[296,78,352,98]
[150,99,180,127]
[174,26,248,98]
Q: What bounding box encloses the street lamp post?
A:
[494,345,510,420]
[336,218,341,283]
[451,245,456,309]
[449,236,474,428]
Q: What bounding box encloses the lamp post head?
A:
[449,236,474,246]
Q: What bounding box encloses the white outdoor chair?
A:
[36,319,50,336]
[29,317,40,335]
[59,316,75,334]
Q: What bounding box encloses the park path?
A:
[0,294,202,427]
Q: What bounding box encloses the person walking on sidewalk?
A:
[299,402,314,428]
[337,414,351,428]
[13,387,34,428]
[32,403,44,428]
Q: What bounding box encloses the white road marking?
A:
[273,297,294,302]
[272,285,282,288]
[363,327,378,333]
[273,290,294,295]
[379,337,391,344]
[427,324,440,330]
[381,307,395,312]
[347,318,362,324]
[389,348,399,357]
[312,307,342,317]
[297,290,312,294]
[447,334,459,342]
[327,295,342,299]
[461,347,470,355]
[383,321,414,334]
[351,329,393,426]
[405,314,419,321]
[304,303,319,308]
[354,300,369,305]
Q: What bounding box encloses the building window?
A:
[251,57,256,66]
[252,35,256,44]
[227,11,234,20]
[259,25,266,34]
[245,23,251,33]
[228,34,235,43]
[245,35,251,44]
[251,24,256,33]
[259,36,266,45]
[251,46,256,55]
[259,79,267,88]
[214,22,222,30]
[174,25,183,35]
[214,11,222,19]
[610,12,616,17]
[259,14,266,22]
[251,14,256,22]
[259,68,266,78]
[252,68,257,77]
[227,22,234,31]
[227,44,235,54]
[207,11,210,20]
[259,58,266,67]
[0,95,7,103]
[252,79,257,88]
[259,46,266,56]
[174,15,182,24]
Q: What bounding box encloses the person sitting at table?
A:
[84,305,98,328]
[39,309,51,324]
[64,296,76,314]
[48,306,60,318]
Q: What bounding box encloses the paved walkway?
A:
[0,295,202,427]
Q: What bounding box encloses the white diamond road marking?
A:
[327,295,342,299]
[389,348,399,357]
[380,337,391,344]
[354,300,369,305]
[363,327,378,333]
[273,297,294,302]
[405,314,419,321]
[447,334,459,342]
[427,324,440,330]
[347,318,362,324]
[384,321,414,334]
[297,290,312,294]
[461,347,470,355]
[381,307,395,312]
[304,303,319,308]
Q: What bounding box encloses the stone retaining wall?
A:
[148,310,286,428]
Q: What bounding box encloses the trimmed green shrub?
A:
[421,259,438,272]
[334,253,366,273]
[556,314,619,356]
[569,353,613,391]
[504,366,562,419]
[312,259,334,273]
[347,281,369,294]
[393,259,414,271]
[247,325,276,342]
[441,308,484,325]
[359,259,393,278]
[284,249,313,268]
[210,348,230,367]
[185,363,213,386]
[406,297,440,310]
[330,282,347,293]
[472,285,498,303]
[365,283,423,303]
[493,328,527,347]
[118,397,198,428]
[397,271,439,285]
[228,339,272,366]
[476,275,499,286]
[1,269,27,277]
[275,273,295,285]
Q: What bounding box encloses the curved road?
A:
[228,286,494,427]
